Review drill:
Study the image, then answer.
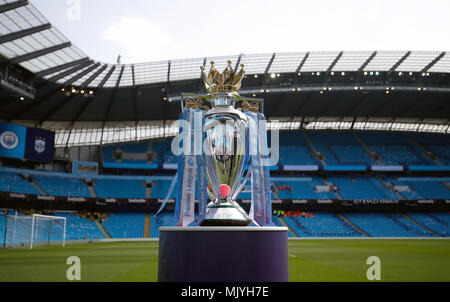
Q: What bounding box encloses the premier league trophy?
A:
[157,60,289,282]
[200,61,253,226]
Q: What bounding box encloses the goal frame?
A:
[29,214,66,249]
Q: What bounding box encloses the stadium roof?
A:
[0,0,449,147]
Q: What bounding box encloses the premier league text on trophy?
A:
[170,113,279,165]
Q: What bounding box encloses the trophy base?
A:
[158,227,289,282]
[200,201,251,226]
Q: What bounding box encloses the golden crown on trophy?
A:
[201,60,245,93]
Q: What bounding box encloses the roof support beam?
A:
[0,0,28,13]
[131,64,136,87]
[80,64,107,88]
[350,117,357,130]
[37,63,102,124]
[325,51,343,76]
[421,52,446,73]
[299,116,305,129]
[68,65,114,125]
[358,51,377,73]
[98,65,116,88]
[103,65,125,124]
[386,51,411,79]
[47,59,93,82]
[0,23,51,44]
[165,60,171,95]
[197,58,207,92]
[264,53,276,75]
[167,60,171,83]
[10,42,72,64]
[234,54,242,72]
[132,65,138,122]
[354,51,377,85]
[36,57,90,78]
[295,52,310,74]
[62,62,100,86]
[67,65,109,125]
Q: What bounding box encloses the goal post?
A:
[2,213,66,249]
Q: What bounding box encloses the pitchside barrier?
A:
[2,236,449,249]
[12,237,448,247]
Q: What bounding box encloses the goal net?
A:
[2,213,66,249]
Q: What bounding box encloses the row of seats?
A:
[0,171,40,195]
[283,213,362,237]
[102,213,146,239]
[1,211,448,243]
[1,168,449,200]
[33,175,91,197]
[100,131,450,169]
[344,212,438,237]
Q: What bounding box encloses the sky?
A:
[32,0,450,65]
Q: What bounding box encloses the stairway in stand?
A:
[144,212,151,238]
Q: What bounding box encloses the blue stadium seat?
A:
[272,216,296,237]
[358,131,433,165]
[329,176,399,200]
[0,171,40,195]
[344,212,437,237]
[283,212,362,237]
[94,178,146,199]
[407,213,449,237]
[55,212,105,240]
[33,175,91,197]
[102,213,145,238]
[151,213,174,238]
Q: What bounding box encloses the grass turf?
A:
[0,239,449,282]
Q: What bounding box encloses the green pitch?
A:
[0,239,449,282]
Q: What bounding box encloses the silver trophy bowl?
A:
[200,94,251,226]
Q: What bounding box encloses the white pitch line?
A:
[288,253,297,258]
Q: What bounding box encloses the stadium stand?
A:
[94,178,147,199]
[0,1,450,247]
[0,171,40,195]
[357,132,433,165]
[151,213,174,238]
[102,213,146,239]
[343,212,438,237]
[0,213,5,243]
[283,212,363,237]
[407,212,449,237]
[308,131,377,165]
[272,216,296,237]
[1,209,448,240]
[33,175,91,197]
[57,212,105,240]
[329,176,399,200]
[1,166,449,200]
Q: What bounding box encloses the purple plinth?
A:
[158,227,289,282]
